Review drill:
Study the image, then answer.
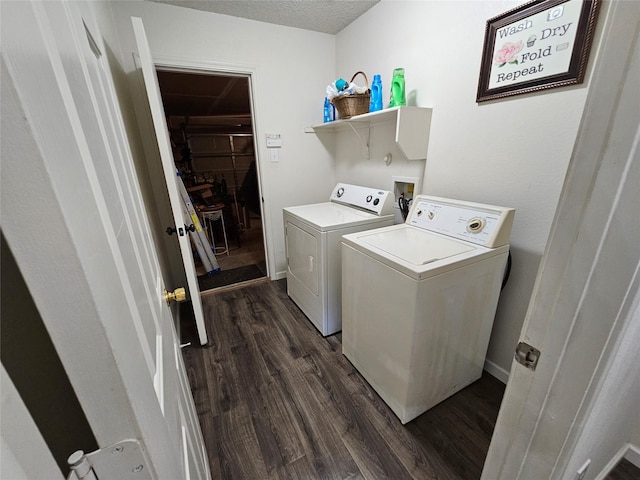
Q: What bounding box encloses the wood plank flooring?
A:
[182,280,505,480]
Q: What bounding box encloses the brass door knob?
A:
[164,287,186,305]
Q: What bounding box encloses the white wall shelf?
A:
[310,106,432,160]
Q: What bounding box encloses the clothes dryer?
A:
[283,183,394,336]
[341,195,514,423]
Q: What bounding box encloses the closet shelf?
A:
[310,106,432,160]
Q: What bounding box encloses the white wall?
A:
[107,0,607,374]
[336,0,594,372]
[110,1,337,278]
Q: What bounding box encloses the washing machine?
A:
[283,183,395,336]
[341,195,515,424]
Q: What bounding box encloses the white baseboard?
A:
[595,444,640,480]
[484,359,510,384]
[595,444,634,480]
[273,270,287,281]
[625,444,640,468]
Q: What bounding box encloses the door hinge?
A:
[515,341,541,371]
[67,439,151,480]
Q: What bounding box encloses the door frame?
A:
[153,57,270,280]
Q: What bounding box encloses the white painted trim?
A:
[274,270,288,281]
[484,360,510,385]
[626,444,640,468]
[153,55,257,77]
[595,445,627,480]
[594,443,640,480]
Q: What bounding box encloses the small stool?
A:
[202,209,229,256]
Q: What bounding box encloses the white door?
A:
[131,17,209,346]
[482,2,640,478]
[1,1,210,478]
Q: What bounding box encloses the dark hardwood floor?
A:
[182,280,640,480]
[182,279,505,479]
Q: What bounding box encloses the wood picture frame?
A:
[476,0,601,102]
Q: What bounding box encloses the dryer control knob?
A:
[467,217,485,233]
[337,187,344,197]
[366,195,372,202]
[373,198,380,206]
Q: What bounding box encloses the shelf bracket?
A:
[345,121,370,159]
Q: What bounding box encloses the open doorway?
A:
[156,70,266,292]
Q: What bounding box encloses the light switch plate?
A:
[266,133,282,148]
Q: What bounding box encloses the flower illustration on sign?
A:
[494,41,524,67]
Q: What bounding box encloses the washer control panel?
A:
[330,183,394,216]
[407,195,515,248]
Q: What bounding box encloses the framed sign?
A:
[476,0,600,102]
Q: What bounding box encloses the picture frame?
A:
[476,0,601,103]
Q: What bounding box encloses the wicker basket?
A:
[332,71,370,119]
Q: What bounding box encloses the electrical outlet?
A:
[575,459,591,480]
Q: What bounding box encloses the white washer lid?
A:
[358,227,475,265]
[284,202,386,231]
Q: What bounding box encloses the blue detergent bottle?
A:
[323,97,333,122]
[389,68,406,108]
[370,74,383,112]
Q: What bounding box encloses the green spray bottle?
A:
[389,68,406,108]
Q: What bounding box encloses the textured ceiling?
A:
[148,0,380,34]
